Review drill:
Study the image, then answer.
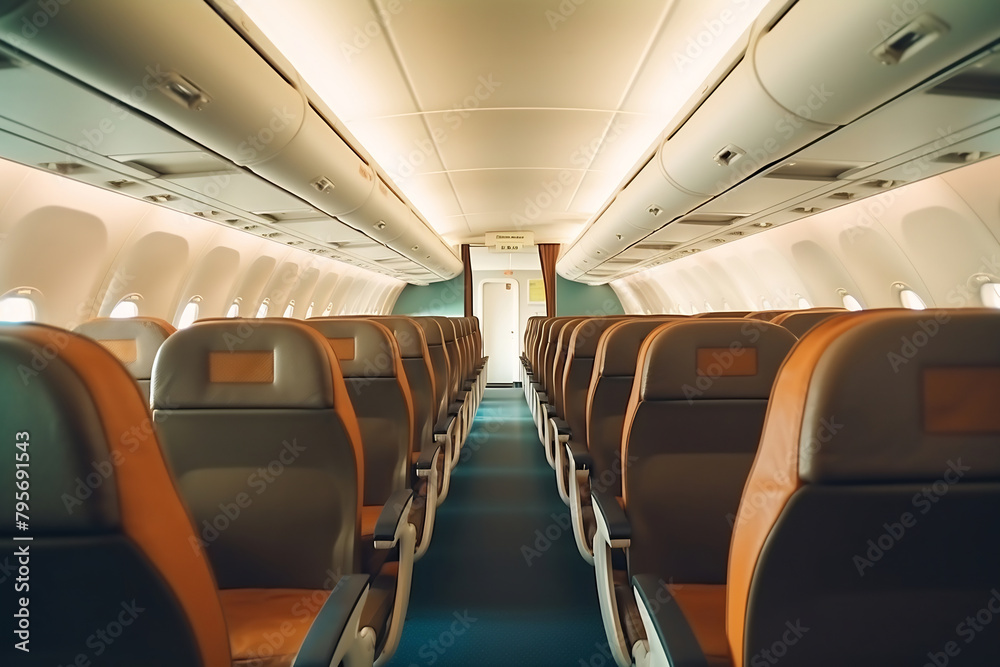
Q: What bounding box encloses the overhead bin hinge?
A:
[156,72,211,111]
[713,144,745,167]
[871,14,950,66]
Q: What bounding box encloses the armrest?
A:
[292,574,370,667]
[537,392,548,404]
[592,487,630,545]
[374,489,415,549]
[632,575,709,667]
[566,439,592,470]
[433,413,456,436]
[551,417,571,436]
[415,443,443,477]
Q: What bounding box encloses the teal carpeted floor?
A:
[385,387,610,667]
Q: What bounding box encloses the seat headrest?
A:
[432,317,456,342]
[569,318,627,358]
[774,309,1000,483]
[151,319,344,409]
[73,317,175,380]
[547,319,573,341]
[412,317,444,346]
[557,319,586,347]
[304,318,403,380]
[638,320,797,401]
[771,308,846,338]
[370,316,428,359]
[596,318,681,378]
[744,310,789,322]
[693,310,753,319]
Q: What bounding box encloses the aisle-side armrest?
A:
[632,575,710,667]
[292,574,370,667]
[592,487,630,547]
[374,489,415,549]
[414,443,443,476]
[433,413,456,436]
[566,439,592,470]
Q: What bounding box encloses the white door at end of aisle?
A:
[482,280,519,384]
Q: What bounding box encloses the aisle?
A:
[385,387,609,667]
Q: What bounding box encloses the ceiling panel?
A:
[449,168,585,219]
[426,108,615,171]
[389,0,668,111]
[346,114,448,181]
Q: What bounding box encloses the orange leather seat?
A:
[0,323,370,667]
[592,319,795,667]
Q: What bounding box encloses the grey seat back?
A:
[622,319,795,583]
[372,316,436,453]
[73,316,175,400]
[730,309,1000,665]
[412,317,451,423]
[586,318,679,494]
[304,318,415,507]
[550,318,586,415]
[562,317,628,445]
[151,319,364,590]
[432,317,461,401]
[771,307,847,338]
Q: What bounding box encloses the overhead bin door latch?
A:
[871,14,950,66]
[713,144,746,167]
[156,72,211,111]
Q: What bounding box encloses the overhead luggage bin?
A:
[0,0,307,165]
[0,0,462,281]
[659,59,836,197]
[755,0,1000,126]
[250,108,376,218]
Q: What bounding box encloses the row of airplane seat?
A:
[0,314,486,667]
[520,308,1000,666]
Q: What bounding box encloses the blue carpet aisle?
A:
[385,387,609,667]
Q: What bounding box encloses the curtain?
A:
[461,243,473,317]
[537,243,560,317]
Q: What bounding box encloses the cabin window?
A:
[899,289,927,310]
[226,300,241,318]
[305,302,315,318]
[283,301,295,318]
[760,298,773,309]
[110,296,140,318]
[322,302,334,316]
[177,298,201,329]
[842,294,864,311]
[256,299,270,318]
[796,296,812,309]
[0,293,37,323]
[981,282,1000,309]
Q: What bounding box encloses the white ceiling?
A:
[234,0,769,246]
